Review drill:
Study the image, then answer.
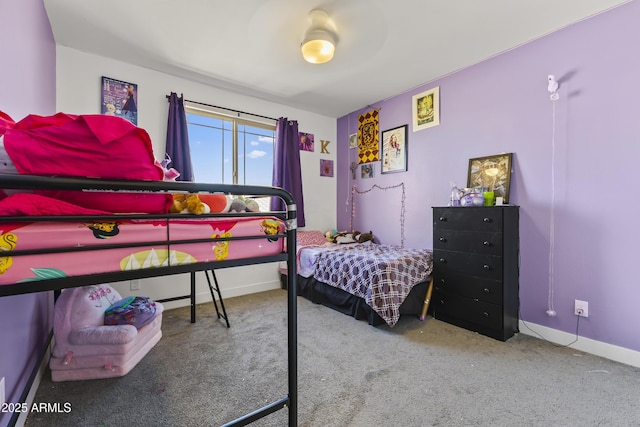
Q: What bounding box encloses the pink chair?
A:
[49,284,163,382]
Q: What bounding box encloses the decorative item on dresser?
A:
[431,206,519,341]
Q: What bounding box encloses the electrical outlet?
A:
[1,377,5,407]
[130,280,141,291]
[574,299,589,317]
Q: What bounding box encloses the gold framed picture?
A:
[412,86,440,132]
[467,153,513,203]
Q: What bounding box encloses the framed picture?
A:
[467,153,513,203]
[299,132,314,152]
[320,159,334,177]
[381,125,408,174]
[349,133,358,149]
[412,86,440,132]
[101,76,138,125]
[361,163,374,179]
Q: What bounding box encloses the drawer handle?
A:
[439,237,447,242]
[483,217,492,223]
[439,216,447,222]
[440,278,446,284]
[439,258,447,263]
[483,312,490,318]
[483,288,490,294]
[483,264,491,270]
[483,241,491,246]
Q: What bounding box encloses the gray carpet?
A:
[26,289,639,427]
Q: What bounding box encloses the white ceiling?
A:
[44,0,629,118]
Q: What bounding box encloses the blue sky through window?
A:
[187,112,274,186]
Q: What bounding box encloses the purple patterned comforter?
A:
[313,242,433,327]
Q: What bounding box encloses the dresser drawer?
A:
[433,229,503,255]
[432,290,503,331]
[433,249,503,280]
[433,271,503,305]
[433,207,503,232]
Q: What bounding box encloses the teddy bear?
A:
[170,193,210,215]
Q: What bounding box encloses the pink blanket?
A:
[0,193,110,217]
[0,111,172,213]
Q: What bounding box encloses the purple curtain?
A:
[271,117,305,227]
[165,92,194,181]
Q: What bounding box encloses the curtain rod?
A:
[165,95,279,122]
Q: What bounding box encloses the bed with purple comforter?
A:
[281,231,433,327]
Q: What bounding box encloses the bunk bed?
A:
[0,174,299,427]
[280,230,434,327]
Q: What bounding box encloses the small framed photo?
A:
[320,159,334,177]
[467,153,513,202]
[381,125,408,174]
[299,132,314,152]
[349,133,358,149]
[361,163,374,179]
[412,86,440,132]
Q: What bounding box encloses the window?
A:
[186,105,276,210]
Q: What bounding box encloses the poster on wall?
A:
[299,132,314,152]
[320,159,334,177]
[101,76,138,125]
[357,109,379,164]
[412,86,439,132]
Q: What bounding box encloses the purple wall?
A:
[337,1,640,353]
[0,1,56,425]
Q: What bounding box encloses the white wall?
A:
[55,46,336,306]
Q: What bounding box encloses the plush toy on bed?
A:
[354,230,374,243]
[170,193,231,215]
[334,231,358,244]
[325,229,339,242]
[171,194,210,214]
[328,230,375,244]
[228,196,260,213]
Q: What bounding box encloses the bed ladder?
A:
[204,269,230,328]
[158,270,230,328]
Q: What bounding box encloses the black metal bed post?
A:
[286,201,298,426]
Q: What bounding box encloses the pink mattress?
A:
[0,216,284,285]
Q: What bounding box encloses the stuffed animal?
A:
[325,229,339,242]
[355,230,374,243]
[199,194,230,213]
[334,232,357,244]
[330,230,363,244]
[171,193,262,214]
[170,194,210,215]
[228,196,260,213]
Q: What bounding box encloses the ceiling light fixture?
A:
[301,9,337,64]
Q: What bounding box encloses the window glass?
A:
[186,109,275,211]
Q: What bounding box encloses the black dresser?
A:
[432,206,519,341]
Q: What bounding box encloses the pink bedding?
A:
[0,193,111,216]
[0,215,284,285]
[0,111,172,213]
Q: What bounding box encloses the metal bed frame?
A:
[0,174,298,427]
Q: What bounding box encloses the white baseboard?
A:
[158,280,281,311]
[519,320,640,368]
